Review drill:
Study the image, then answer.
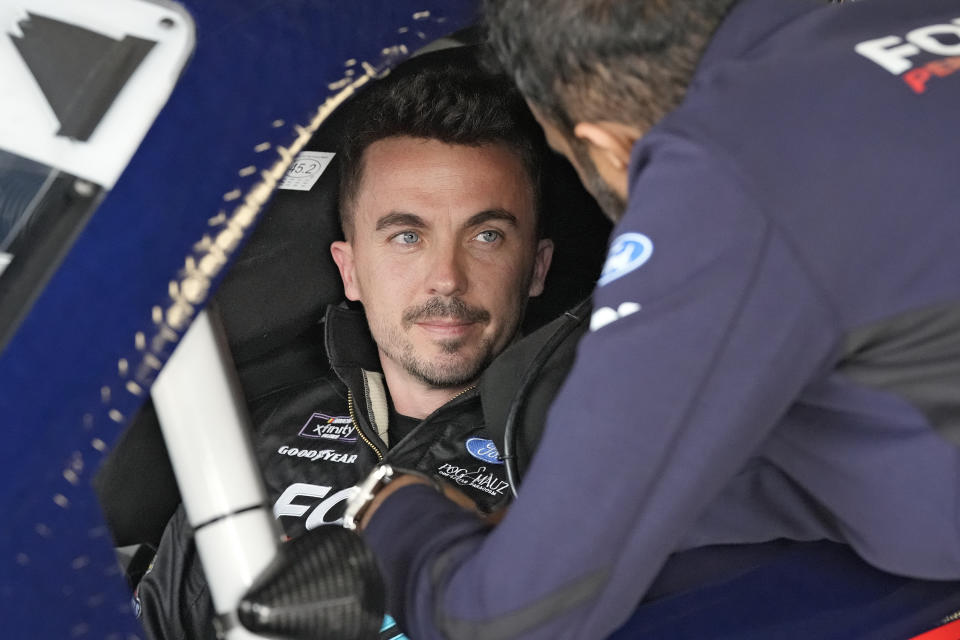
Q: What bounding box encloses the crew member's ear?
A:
[572,121,636,172]
[330,240,361,301]
[528,238,554,297]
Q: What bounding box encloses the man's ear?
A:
[528,238,554,297]
[330,240,361,301]
[572,121,636,172]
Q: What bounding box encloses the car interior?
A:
[93,38,613,583]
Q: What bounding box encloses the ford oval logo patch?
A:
[466,438,503,465]
[598,233,653,286]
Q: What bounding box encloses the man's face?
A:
[331,136,552,389]
[566,139,627,223]
[530,106,628,223]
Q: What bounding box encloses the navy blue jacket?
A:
[364,1,960,638]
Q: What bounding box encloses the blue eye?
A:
[476,230,501,243]
[393,231,420,244]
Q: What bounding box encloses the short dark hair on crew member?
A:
[483,0,739,134]
[338,49,545,239]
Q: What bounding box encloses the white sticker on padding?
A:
[278,151,335,191]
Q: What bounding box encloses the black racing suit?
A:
[136,303,510,639]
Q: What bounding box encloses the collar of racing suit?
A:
[324,303,382,373]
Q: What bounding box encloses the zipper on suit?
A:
[348,391,383,461]
[348,385,478,462]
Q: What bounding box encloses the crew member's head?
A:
[330,52,553,392]
[484,0,737,220]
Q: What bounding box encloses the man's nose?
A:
[426,243,468,297]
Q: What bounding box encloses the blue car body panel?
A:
[0,1,475,636]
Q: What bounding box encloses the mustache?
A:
[403,297,490,325]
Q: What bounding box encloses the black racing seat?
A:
[94,44,610,549]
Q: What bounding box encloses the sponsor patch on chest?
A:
[277,445,358,464]
[465,437,504,464]
[299,413,357,442]
[273,483,358,530]
[436,463,510,497]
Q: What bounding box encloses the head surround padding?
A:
[96,45,609,548]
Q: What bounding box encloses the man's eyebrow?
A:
[375,212,427,232]
[464,209,518,229]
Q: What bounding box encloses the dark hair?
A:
[338,48,546,238]
[483,0,738,134]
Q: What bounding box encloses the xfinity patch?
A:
[299,413,357,442]
[598,233,653,286]
[465,438,503,465]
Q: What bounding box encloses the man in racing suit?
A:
[354,1,960,639]
[136,51,553,640]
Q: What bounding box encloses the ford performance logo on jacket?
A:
[598,233,653,286]
[466,438,503,465]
